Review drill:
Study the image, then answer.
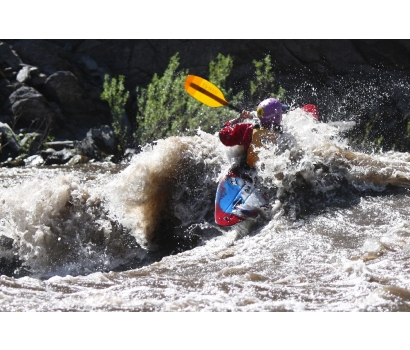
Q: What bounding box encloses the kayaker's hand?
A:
[240,110,251,120]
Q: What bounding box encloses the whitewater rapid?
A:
[1,108,410,311]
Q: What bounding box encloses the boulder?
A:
[79,125,116,160]
[0,74,13,106]
[6,86,54,131]
[44,71,92,113]
[16,66,31,83]
[43,148,75,165]
[0,122,20,161]
[66,154,90,165]
[0,42,22,71]
[44,71,101,128]
[24,154,44,166]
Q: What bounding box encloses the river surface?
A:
[1,108,410,312]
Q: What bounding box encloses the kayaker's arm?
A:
[225,110,252,127]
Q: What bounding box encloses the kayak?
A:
[215,167,268,226]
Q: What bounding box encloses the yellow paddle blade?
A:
[184,75,229,108]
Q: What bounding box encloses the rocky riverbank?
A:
[0,40,116,166]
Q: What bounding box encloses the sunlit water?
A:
[1,108,410,312]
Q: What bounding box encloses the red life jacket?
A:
[219,120,253,149]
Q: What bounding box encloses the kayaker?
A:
[219,97,290,169]
[219,98,320,169]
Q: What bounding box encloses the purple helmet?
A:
[256,98,282,126]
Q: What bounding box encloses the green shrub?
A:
[101,74,130,151]
[135,53,245,146]
[135,53,190,146]
[249,54,285,105]
[107,52,287,148]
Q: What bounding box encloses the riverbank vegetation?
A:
[101,53,285,149]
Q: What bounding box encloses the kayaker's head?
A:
[256,98,282,127]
